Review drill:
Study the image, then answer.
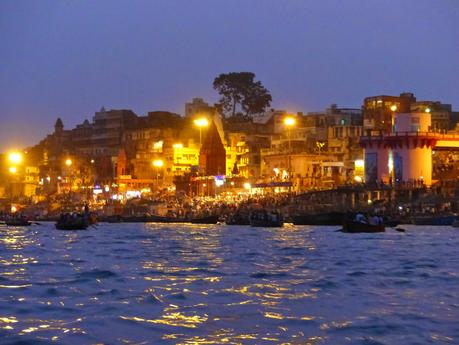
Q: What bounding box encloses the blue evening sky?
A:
[1,0,458,151]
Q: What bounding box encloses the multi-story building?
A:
[185,98,215,118]
[363,92,416,133]
[411,101,457,131]
[91,108,138,157]
[164,142,200,176]
[363,92,458,134]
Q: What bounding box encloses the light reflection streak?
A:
[120,311,208,329]
[264,311,315,321]
[0,284,32,288]
[223,284,316,300]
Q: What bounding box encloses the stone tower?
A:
[199,120,226,176]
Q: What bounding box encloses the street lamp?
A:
[283,116,296,152]
[194,117,209,145]
[65,158,72,167]
[152,159,164,168]
[8,152,23,165]
[152,159,164,189]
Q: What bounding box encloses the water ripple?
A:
[0,223,458,344]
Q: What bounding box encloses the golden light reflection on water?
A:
[0,314,87,338]
[224,283,316,301]
[0,227,37,250]
[264,311,315,321]
[0,284,32,289]
[161,330,324,345]
[120,311,208,329]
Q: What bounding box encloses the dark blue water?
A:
[0,223,458,344]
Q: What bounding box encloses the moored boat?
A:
[226,213,250,226]
[5,217,32,226]
[411,214,458,226]
[342,220,385,233]
[189,215,219,224]
[250,210,283,228]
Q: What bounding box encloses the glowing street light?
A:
[65,158,72,167]
[389,105,398,133]
[194,117,209,145]
[152,159,164,168]
[283,116,296,151]
[8,152,22,165]
[425,107,431,113]
[9,166,17,174]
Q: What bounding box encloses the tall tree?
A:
[213,72,272,118]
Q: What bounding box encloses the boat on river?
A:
[411,214,458,226]
[342,220,385,233]
[5,216,32,226]
[226,213,250,226]
[249,210,283,228]
[55,214,89,230]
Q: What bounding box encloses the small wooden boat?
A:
[250,211,284,228]
[226,213,250,226]
[189,215,219,224]
[411,214,458,226]
[5,218,32,226]
[342,220,385,233]
[55,222,89,230]
[55,214,89,230]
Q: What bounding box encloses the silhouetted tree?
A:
[213,72,272,119]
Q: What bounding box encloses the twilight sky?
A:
[1,0,458,151]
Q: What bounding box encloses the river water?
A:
[0,223,458,344]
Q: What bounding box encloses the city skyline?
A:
[1,0,459,151]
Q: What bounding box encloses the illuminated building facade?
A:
[361,112,434,185]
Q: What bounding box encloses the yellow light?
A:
[152,159,164,168]
[194,118,209,128]
[354,176,363,183]
[173,143,183,149]
[11,205,17,213]
[8,152,22,164]
[284,116,296,127]
[65,159,72,166]
[9,166,17,174]
[425,108,431,113]
[90,159,95,164]
[390,105,397,112]
[355,159,364,168]
[243,182,251,190]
